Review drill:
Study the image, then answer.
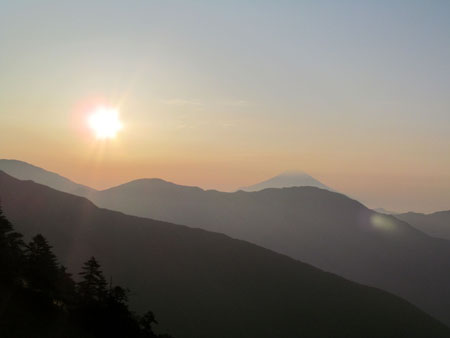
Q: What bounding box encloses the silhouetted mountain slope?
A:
[88,182,450,327]
[0,220,169,338]
[0,159,96,197]
[396,211,450,240]
[1,171,449,338]
[240,171,330,191]
[0,283,84,338]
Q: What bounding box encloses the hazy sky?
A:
[1,1,449,212]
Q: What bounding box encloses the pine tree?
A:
[77,256,107,303]
[0,204,24,282]
[108,284,129,305]
[25,234,60,294]
[139,311,159,338]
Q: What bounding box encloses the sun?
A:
[88,107,123,139]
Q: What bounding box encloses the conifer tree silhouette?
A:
[77,256,107,303]
[25,234,59,295]
[0,205,175,337]
[140,311,159,338]
[0,203,24,282]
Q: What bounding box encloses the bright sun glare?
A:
[88,107,123,139]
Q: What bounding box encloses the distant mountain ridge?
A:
[3,171,449,337]
[240,171,330,192]
[0,159,96,197]
[374,207,398,215]
[0,160,329,194]
[396,210,450,240]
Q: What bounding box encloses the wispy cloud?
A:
[221,99,251,107]
[160,98,251,109]
[160,98,204,107]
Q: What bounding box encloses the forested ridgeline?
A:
[0,205,173,338]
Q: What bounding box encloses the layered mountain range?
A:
[1,159,450,328]
[3,171,449,337]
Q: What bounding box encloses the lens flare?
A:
[370,214,396,232]
[88,107,123,139]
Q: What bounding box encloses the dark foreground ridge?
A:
[0,206,172,338]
